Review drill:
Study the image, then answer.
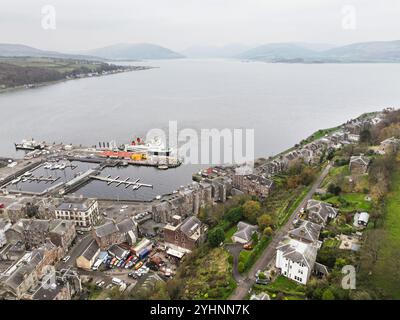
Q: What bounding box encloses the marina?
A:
[1,137,192,201]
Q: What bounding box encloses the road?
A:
[57,233,92,269]
[229,163,332,300]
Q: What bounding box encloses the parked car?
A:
[62,255,71,262]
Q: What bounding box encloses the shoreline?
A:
[0,66,153,95]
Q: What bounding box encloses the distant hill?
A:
[237,43,320,61]
[237,40,400,63]
[181,44,253,58]
[83,43,185,60]
[0,43,101,61]
[321,40,400,62]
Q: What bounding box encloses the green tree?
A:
[243,200,261,223]
[263,226,273,237]
[257,214,273,229]
[224,207,243,224]
[322,288,335,300]
[208,227,225,247]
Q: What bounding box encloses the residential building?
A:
[49,220,76,251]
[0,218,12,248]
[31,283,71,300]
[0,243,60,299]
[289,220,322,244]
[163,216,207,252]
[378,137,400,155]
[306,200,338,226]
[233,173,274,197]
[55,198,99,231]
[76,239,100,270]
[231,222,258,244]
[349,155,370,175]
[5,219,75,252]
[93,217,138,250]
[276,237,319,285]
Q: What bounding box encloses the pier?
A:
[89,175,153,190]
[25,175,61,184]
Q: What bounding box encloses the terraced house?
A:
[54,198,99,231]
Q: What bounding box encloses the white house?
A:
[276,237,318,285]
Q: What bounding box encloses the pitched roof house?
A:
[289,220,322,244]
[276,237,319,285]
[93,217,137,250]
[163,216,207,252]
[231,222,258,244]
[349,155,370,174]
[306,200,338,226]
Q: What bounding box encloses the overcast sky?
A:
[1,0,400,51]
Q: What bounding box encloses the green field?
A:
[321,165,350,188]
[370,167,400,298]
[323,193,372,213]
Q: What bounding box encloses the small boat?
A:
[58,163,66,170]
[23,171,32,177]
[11,177,21,184]
[157,165,169,170]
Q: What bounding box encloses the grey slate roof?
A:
[350,155,370,166]
[80,239,99,261]
[277,238,318,269]
[4,250,44,291]
[94,217,136,238]
[233,222,258,242]
[306,200,338,224]
[180,216,201,237]
[289,220,322,243]
[56,199,93,211]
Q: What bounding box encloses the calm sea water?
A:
[1,59,400,199]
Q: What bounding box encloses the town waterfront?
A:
[1,59,400,199]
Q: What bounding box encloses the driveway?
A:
[225,243,244,282]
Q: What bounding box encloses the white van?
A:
[112,277,123,285]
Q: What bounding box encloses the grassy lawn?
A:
[324,193,372,213]
[224,225,237,243]
[253,276,306,300]
[370,167,400,299]
[238,237,271,273]
[322,238,340,248]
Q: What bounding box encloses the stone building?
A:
[163,216,207,252]
[93,217,138,250]
[55,198,99,231]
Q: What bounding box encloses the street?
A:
[229,162,332,300]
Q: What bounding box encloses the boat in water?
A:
[15,139,45,151]
[122,137,172,157]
